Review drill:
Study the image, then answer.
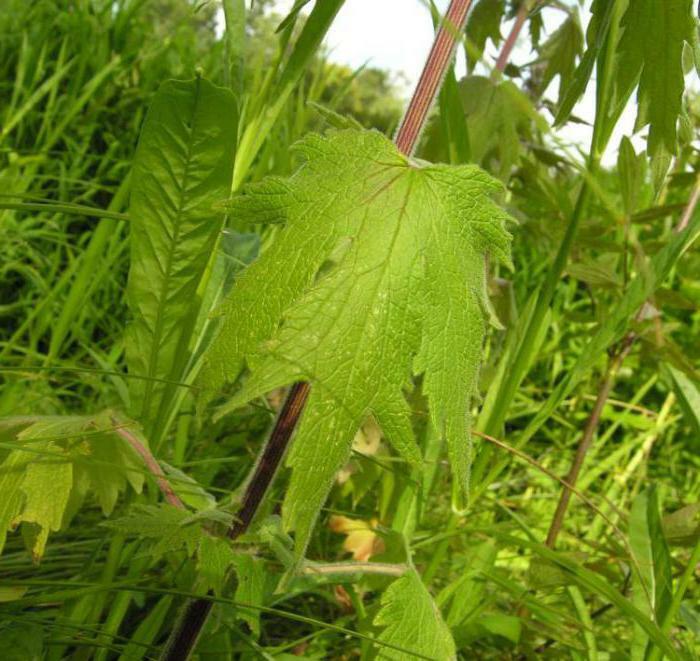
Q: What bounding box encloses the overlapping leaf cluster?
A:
[0,412,145,559]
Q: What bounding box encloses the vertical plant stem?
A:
[544,337,633,548]
[494,0,533,73]
[395,0,473,155]
[160,3,473,659]
[228,381,311,539]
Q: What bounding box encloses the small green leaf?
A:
[103,504,203,559]
[0,449,28,556]
[475,614,521,644]
[665,365,700,438]
[617,136,647,216]
[231,553,271,636]
[662,503,700,547]
[459,76,546,180]
[567,256,623,288]
[629,486,673,660]
[465,0,504,70]
[538,13,584,106]
[375,570,456,660]
[196,535,235,595]
[19,442,72,560]
[0,412,146,559]
[161,462,216,511]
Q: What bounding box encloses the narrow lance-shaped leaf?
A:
[126,77,237,440]
[201,129,512,554]
[629,486,673,660]
[554,0,617,126]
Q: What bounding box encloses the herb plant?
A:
[1,0,700,659]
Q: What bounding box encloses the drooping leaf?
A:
[200,129,512,553]
[459,76,546,180]
[374,570,456,660]
[615,0,694,161]
[629,486,673,660]
[465,0,504,70]
[537,13,584,106]
[0,412,145,559]
[125,77,237,440]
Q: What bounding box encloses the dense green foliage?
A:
[1,0,700,658]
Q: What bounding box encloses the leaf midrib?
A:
[142,78,203,424]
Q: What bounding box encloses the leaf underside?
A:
[200,129,512,554]
[126,77,237,438]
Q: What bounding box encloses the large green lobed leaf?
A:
[201,129,512,554]
[126,77,237,440]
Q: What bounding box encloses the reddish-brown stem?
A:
[114,422,184,510]
[544,338,633,548]
[395,0,473,155]
[228,381,310,539]
[494,1,532,73]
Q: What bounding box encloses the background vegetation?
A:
[1,0,699,658]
